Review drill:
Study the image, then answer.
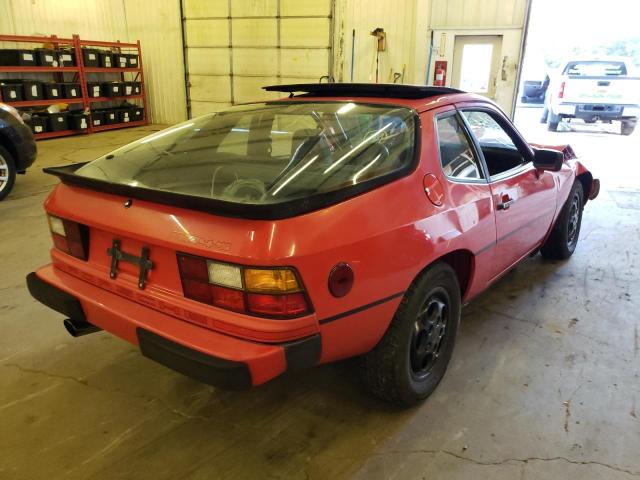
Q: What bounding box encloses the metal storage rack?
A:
[0,34,148,140]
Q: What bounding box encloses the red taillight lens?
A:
[177,255,212,303]
[176,253,312,318]
[558,81,565,99]
[52,233,68,252]
[48,215,88,260]
[177,254,208,282]
[247,292,309,317]
[182,277,212,304]
[211,285,245,312]
[65,220,88,259]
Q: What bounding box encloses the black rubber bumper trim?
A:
[283,334,321,372]
[137,328,253,390]
[26,272,85,320]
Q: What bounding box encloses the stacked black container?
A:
[0,35,146,139]
[0,49,37,66]
[0,82,23,101]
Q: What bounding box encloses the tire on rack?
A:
[547,110,561,131]
[362,262,461,407]
[540,181,584,260]
[0,145,17,201]
[621,121,636,136]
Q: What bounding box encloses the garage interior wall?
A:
[333,0,429,85]
[334,0,527,115]
[427,0,528,115]
[183,0,333,118]
[1,0,527,122]
[0,0,187,124]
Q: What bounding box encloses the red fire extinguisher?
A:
[434,60,447,86]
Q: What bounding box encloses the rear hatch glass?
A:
[70,101,417,217]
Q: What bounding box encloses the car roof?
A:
[263,83,487,112]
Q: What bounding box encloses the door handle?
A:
[497,196,515,210]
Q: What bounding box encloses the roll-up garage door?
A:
[182,0,333,118]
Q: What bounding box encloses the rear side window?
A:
[436,114,484,180]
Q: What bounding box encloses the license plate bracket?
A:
[107,239,154,289]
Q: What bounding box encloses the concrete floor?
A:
[1,116,639,479]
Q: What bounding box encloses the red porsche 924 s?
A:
[27,84,599,406]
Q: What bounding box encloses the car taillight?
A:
[176,253,312,318]
[47,215,89,260]
[558,81,565,99]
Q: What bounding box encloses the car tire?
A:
[362,262,461,407]
[0,145,17,201]
[541,181,584,260]
[621,121,636,136]
[547,111,560,131]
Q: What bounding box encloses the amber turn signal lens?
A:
[244,268,300,293]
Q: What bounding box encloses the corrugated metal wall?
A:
[0,0,187,124]
[427,0,528,115]
[0,0,128,40]
[334,0,426,84]
[122,0,187,124]
[430,0,526,28]
[183,0,333,118]
[333,0,528,114]
[1,0,528,122]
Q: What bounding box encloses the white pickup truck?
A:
[543,58,640,135]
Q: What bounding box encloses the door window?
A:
[461,111,528,178]
[436,114,484,180]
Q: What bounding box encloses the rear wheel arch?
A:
[576,171,593,204]
[413,249,474,300]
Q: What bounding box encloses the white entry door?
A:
[452,35,502,99]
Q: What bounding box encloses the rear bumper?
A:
[554,102,640,120]
[26,266,321,389]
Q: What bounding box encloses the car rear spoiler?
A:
[42,161,416,221]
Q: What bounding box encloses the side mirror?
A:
[533,148,563,172]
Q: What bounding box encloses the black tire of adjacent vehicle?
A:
[621,121,636,136]
[0,145,17,201]
[540,181,584,260]
[362,262,461,406]
[547,111,560,131]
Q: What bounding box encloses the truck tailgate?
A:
[562,76,640,105]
